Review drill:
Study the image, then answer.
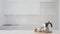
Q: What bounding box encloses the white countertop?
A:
[0,26,59,34]
[0,30,59,34]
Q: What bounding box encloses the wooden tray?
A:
[34,31,52,34]
[35,32,52,34]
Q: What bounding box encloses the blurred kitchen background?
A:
[0,0,59,30]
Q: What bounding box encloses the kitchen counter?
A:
[0,30,59,34]
[0,26,59,34]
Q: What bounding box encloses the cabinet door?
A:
[3,0,40,15]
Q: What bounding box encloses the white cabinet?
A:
[3,0,40,15]
[0,0,5,26]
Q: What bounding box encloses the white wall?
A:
[1,0,58,30]
[58,0,60,30]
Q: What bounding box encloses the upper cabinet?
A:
[3,0,40,15]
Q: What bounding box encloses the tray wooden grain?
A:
[35,32,52,34]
